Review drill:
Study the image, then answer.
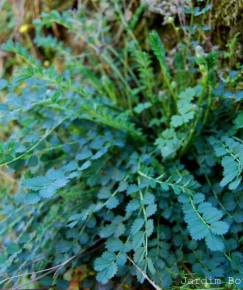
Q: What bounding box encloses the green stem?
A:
[0,119,65,167]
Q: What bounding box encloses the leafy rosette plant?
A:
[0,4,242,290]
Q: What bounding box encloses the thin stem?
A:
[0,119,65,167]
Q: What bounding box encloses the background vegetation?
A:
[0,0,242,289]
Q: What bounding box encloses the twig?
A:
[127,256,162,290]
[0,254,77,285]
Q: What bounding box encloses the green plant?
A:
[0,2,242,290]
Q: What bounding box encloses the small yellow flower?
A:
[20,82,27,88]
[44,60,50,67]
[19,24,30,34]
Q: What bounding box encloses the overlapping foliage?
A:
[0,1,242,289]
